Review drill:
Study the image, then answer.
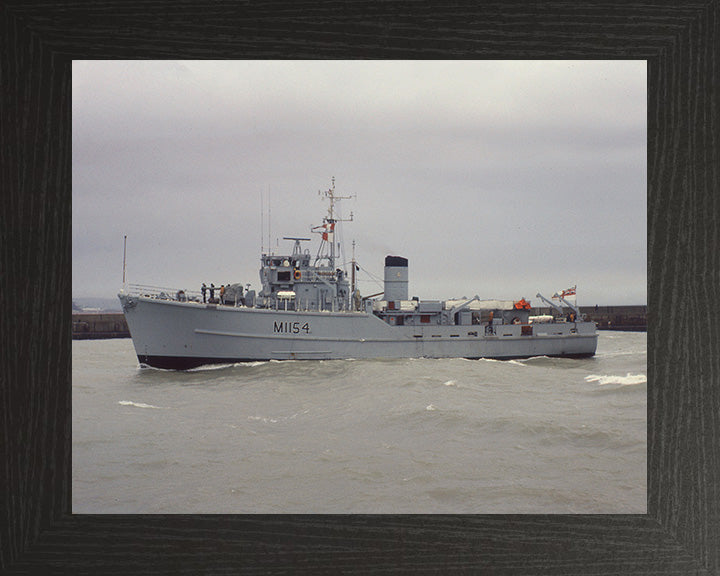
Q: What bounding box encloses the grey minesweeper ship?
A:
[119,180,597,369]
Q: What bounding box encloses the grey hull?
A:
[119,294,598,369]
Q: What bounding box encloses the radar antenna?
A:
[311,177,355,268]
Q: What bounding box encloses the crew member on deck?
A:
[201,283,207,303]
[220,285,225,305]
[210,283,215,302]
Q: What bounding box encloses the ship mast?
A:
[351,239,356,296]
[312,177,354,268]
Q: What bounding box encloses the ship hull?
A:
[119,294,598,369]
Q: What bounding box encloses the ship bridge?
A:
[257,179,356,312]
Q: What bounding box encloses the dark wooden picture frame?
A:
[2,2,718,574]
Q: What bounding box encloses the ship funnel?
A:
[384,255,408,301]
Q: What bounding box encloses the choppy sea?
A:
[72,331,646,513]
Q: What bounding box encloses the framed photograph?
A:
[2,2,716,574]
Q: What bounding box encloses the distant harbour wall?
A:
[72,305,647,340]
[581,305,647,331]
[72,313,130,339]
[532,305,648,331]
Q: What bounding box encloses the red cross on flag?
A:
[322,222,335,242]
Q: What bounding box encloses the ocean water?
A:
[72,331,646,513]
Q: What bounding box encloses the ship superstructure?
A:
[119,180,597,369]
[255,179,354,313]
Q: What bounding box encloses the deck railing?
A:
[125,283,247,306]
[126,283,203,302]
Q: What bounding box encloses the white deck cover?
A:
[445,299,517,311]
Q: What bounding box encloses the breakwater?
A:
[72,313,129,339]
[72,305,647,340]
[579,305,647,331]
[532,305,648,331]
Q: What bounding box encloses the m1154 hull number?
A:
[273,321,310,334]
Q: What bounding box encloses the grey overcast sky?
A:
[73,60,646,306]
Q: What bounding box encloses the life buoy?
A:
[294,269,301,280]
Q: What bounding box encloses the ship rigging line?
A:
[353,263,385,292]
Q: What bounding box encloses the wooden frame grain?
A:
[2,2,718,574]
